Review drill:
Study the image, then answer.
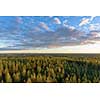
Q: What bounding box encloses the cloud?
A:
[79,16,95,27]
[79,31,100,45]
[46,28,100,48]
[0,16,100,50]
[55,27,83,38]
[88,31,100,41]
[63,19,75,31]
[90,16,96,21]
[69,26,75,30]
[53,17,61,24]
[1,25,100,50]
[89,23,100,31]
[39,22,51,31]
[7,27,85,49]
[79,18,90,26]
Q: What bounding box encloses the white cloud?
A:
[79,16,95,27]
[79,18,90,26]
[90,16,96,21]
[39,22,50,31]
[53,17,61,24]
[69,26,75,30]
[62,19,75,30]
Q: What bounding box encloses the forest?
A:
[0,54,100,83]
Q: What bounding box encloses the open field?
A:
[0,53,100,83]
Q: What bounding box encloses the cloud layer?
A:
[0,16,100,50]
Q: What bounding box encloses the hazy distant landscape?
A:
[0,53,100,57]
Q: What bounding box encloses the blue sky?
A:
[0,16,100,53]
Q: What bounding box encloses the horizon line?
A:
[0,50,99,54]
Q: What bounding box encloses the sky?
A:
[0,16,100,53]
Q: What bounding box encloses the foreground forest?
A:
[0,55,100,83]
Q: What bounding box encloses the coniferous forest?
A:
[0,54,100,83]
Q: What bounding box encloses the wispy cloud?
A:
[90,16,96,21]
[79,16,95,26]
[79,18,90,26]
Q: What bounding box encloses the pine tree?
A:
[14,72,21,83]
[72,74,77,82]
[37,74,42,82]
[27,78,32,83]
[27,70,31,78]
[0,69,2,81]
[22,68,26,78]
[5,72,12,83]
